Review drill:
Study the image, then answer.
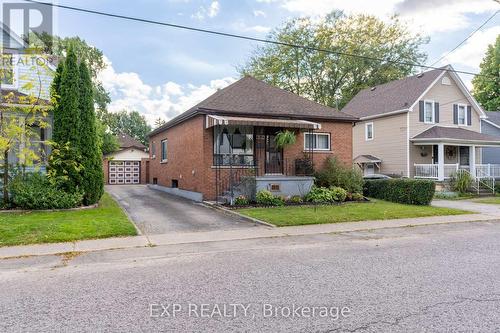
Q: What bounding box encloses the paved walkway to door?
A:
[106,185,261,234]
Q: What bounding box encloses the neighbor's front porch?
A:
[413,143,500,180]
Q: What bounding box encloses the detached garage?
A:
[103,133,149,185]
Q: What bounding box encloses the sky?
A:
[6,0,500,124]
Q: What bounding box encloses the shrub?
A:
[288,195,303,204]
[256,190,285,206]
[363,179,435,205]
[330,186,347,202]
[315,157,363,193]
[9,172,83,210]
[47,142,84,193]
[450,170,473,194]
[234,195,249,206]
[305,186,346,203]
[351,192,365,201]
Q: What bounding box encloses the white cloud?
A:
[98,57,235,125]
[232,20,271,33]
[253,10,267,17]
[268,0,498,34]
[191,1,220,20]
[439,26,500,70]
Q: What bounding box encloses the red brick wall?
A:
[148,115,208,193]
[283,121,353,170]
[148,116,354,200]
[102,158,109,184]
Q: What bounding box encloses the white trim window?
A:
[424,100,434,124]
[365,122,374,141]
[304,133,330,151]
[1,53,18,89]
[160,139,168,162]
[457,104,467,126]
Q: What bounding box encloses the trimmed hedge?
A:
[363,179,436,205]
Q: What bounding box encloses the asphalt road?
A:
[105,185,258,234]
[1,221,500,332]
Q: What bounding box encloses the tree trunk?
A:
[3,150,8,206]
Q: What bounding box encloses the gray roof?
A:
[149,76,356,136]
[485,111,500,126]
[117,133,146,150]
[411,126,500,143]
[354,155,382,163]
[342,68,445,118]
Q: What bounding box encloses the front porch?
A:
[411,126,500,181]
[207,115,321,201]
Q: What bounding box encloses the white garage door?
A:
[109,160,141,185]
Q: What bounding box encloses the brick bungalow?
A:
[147,76,357,202]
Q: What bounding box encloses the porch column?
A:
[470,145,476,178]
[437,143,445,181]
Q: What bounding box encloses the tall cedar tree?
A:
[50,62,63,141]
[55,48,81,146]
[79,62,104,204]
[50,47,82,193]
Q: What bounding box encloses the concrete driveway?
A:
[106,185,260,234]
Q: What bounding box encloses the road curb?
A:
[201,201,276,228]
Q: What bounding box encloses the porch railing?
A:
[415,163,500,179]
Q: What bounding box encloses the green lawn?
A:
[0,193,137,247]
[472,196,500,205]
[237,199,471,227]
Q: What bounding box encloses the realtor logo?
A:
[2,1,54,51]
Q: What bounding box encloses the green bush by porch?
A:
[237,199,470,227]
[0,193,136,247]
[364,179,436,205]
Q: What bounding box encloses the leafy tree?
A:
[239,12,428,109]
[78,62,104,205]
[97,120,120,155]
[472,35,500,111]
[0,51,51,205]
[104,110,151,145]
[154,117,166,129]
[31,33,110,110]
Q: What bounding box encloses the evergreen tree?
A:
[49,47,82,193]
[78,62,104,205]
[53,47,81,147]
[50,62,64,143]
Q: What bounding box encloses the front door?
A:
[459,146,470,167]
[365,163,375,176]
[265,133,283,174]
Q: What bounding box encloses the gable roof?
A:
[149,76,356,137]
[117,133,146,150]
[342,68,445,119]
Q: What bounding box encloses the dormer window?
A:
[1,53,17,89]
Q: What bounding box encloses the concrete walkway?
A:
[432,199,500,216]
[0,211,497,259]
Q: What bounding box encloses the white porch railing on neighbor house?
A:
[415,163,500,179]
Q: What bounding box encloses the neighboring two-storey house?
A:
[1,23,55,167]
[343,65,500,181]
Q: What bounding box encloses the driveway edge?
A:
[201,201,276,228]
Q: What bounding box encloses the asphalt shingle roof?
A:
[149,76,356,136]
[485,111,500,126]
[411,126,500,143]
[117,133,146,150]
[342,68,445,118]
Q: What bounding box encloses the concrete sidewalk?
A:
[1,212,497,259]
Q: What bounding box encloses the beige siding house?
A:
[343,65,500,181]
